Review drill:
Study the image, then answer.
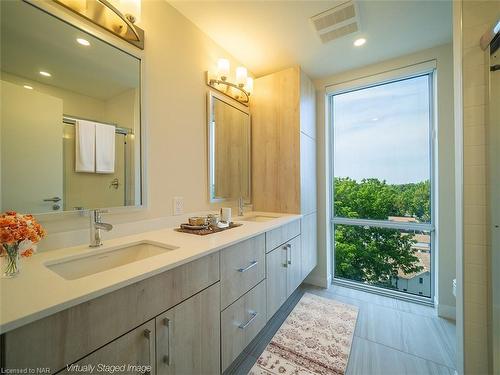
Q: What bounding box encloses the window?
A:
[329,68,435,300]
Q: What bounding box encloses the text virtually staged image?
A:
[0,0,498,375]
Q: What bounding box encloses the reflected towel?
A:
[96,123,115,173]
[75,120,96,173]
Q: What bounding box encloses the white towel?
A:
[95,123,116,174]
[75,120,96,173]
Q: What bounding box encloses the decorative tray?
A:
[174,222,242,236]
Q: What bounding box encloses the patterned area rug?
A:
[249,293,358,375]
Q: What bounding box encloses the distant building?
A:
[389,216,431,297]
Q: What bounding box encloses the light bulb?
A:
[245,77,253,94]
[217,58,230,81]
[236,66,247,87]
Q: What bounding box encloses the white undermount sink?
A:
[45,241,178,280]
[239,215,280,222]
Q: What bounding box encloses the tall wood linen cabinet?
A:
[250,65,317,282]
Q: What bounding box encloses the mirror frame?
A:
[10,0,147,218]
[206,90,251,204]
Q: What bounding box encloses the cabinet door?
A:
[156,283,220,375]
[59,320,155,375]
[266,245,288,320]
[286,235,302,296]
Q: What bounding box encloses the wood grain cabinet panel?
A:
[220,234,265,309]
[221,280,267,372]
[3,253,219,373]
[266,245,288,320]
[265,220,301,253]
[59,320,155,375]
[156,283,220,375]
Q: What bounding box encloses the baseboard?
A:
[437,304,456,320]
[304,273,331,288]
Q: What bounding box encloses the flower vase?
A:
[2,246,20,278]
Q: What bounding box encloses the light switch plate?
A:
[173,196,184,215]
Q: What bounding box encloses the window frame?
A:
[327,61,437,305]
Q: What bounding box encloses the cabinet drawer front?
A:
[59,320,155,375]
[221,280,267,372]
[220,234,265,309]
[156,283,220,375]
[265,220,301,253]
[4,253,219,373]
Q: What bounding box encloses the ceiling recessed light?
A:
[354,38,366,47]
[23,85,33,90]
[39,71,51,77]
[76,38,90,46]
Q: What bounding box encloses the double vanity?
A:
[1,213,314,374]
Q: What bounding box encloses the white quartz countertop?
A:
[0,212,301,334]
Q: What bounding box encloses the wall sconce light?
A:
[207,59,252,105]
[54,0,144,49]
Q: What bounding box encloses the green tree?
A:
[334,178,430,287]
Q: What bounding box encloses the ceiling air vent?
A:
[311,1,360,43]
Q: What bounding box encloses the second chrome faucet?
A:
[89,209,113,247]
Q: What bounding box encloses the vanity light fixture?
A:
[208,59,252,105]
[39,71,52,77]
[53,0,144,49]
[354,37,366,47]
[76,38,90,46]
[23,85,33,90]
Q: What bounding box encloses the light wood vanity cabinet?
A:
[156,283,220,375]
[2,254,219,373]
[2,219,307,375]
[59,320,156,375]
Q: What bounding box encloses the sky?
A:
[333,75,431,185]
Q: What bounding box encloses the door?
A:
[266,245,288,320]
[1,80,63,213]
[286,235,302,296]
[60,320,155,375]
[156,283,220,375]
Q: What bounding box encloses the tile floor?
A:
[225,283,457,375]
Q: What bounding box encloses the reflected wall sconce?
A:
[207,58,253,105]
[53,0,144,49]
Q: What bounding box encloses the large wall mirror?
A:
[0,0,142,214]
[207,91,251,203]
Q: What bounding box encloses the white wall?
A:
[312,44,456,316]
[34,1,251,245]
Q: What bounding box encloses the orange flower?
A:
[0,211,46,257]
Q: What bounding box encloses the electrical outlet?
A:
[173,196,184,215]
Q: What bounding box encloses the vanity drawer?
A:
[3,253,220,373]
[220,234,265,309]
[221,280,267,372]
[265,219,301,253]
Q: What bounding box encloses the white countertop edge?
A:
[0,213,301,334]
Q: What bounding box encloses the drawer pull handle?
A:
[237,260,258,273]
[287,244,292,265]
[144,329,153,373]
[238,311,259,329]
[163,318,172,365]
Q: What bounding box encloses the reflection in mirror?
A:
[0,0,141,214]
[208,92,251,202]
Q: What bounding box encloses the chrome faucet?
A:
[89,209,113,247]
[238,197,245,216]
